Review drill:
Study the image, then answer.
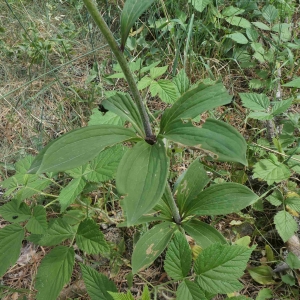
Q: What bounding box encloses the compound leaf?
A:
[239,93,270,111]
[274,210,297,242]
[88,109,124,126]
[189,0,211,12]
[26,205,48,234]
[283,77,300,88]
[0,223,24,277]
[150,80,178,104]
[35,246,75,300]
[0,199,31,223]
[177,280,208,300]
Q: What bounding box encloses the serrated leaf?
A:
[28,125,137,174]
[58,177,86,212]
[274,210,297,242]
[183,220,227,248]
[164,232,192,280]
[80,264,117,300]
[173,69,190,95]
[85,145,126,182]
[108,291,134,300]
[160,82,232,132]
[102,93,144,136]
[271,98,293,116]
[141,285,150,300]
[120,0,156,49]
[222,6,245,17]
[116,140,169,225]
[248,111,273,120]
[150,66,168,79]
[163,119,248,165]
[225,16,251,28]
[150,80,178,104]
[0,223,24,277]
[195,244,254,293]
[189,0,211,12]
[252,22,271,30]
[176,280,208,300]
[248,266,275,284]
[88,109,124,126]
[226,32,248,44]
[286,252,300,269]
[35,246,75,300]
[239,93,270,111]
[26,206,48,234]
[0,199,31,223]
[253,158,291,185]
[15,155,35,174]
[283,77,300,88]
[76,218,109,254]
[266,190,283,206]
[256,288,273,300]
[285,196,300,213]
[132,222,175,274]
[186,183,258,216]
[137,76,153,90]
[262,5,278,23]
[175,159,210,215]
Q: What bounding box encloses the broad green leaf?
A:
[222,6,245,17]
[137,76,153,90]
[183,220,227,248]
[76,218,110,254]
[88,109,124,126]
[175,159,210,215]
[283,77,300,88]
[26,206,48,234]
[253,157,291,185]
[286,252,300,269]
[271,98,293,116]
[0,223,24,277]
[132,222,176,274]
[189,0,211,12]
[80,264,117,300]
[239,93,270,111]
[29,218,75,246]
[28,125,138,174]
[225,16,251,28]
[102,93,144,136]
[256,288,273,300]
[195,244,254,293]
[274,210,297,242]
[66,164,88,179]
[116,140,169,225]
[150,66,168,79]
[164,231,192,280]
[251,42,265,54]
[108,291,134,300]
[15,155,35,174]
[262,5,278,23]
[0,199,31,223]
[173,69,190,95]
[285,195,300,213]
[57,177,86,212]
[163,119,248,165]
[150,80,178,104]
[160,82,232,133]
[226,32,248,44]
[186,183,258,216]
[35,246,75,300]
[85,145,126,182]
[176,280,208,300]
[141,285,150,300]
[120,0,157,50]
[248,111,273,120]
[248,266,275,285]
[281,273,295,286]
[252,22,271,30]
[266,189,283,206]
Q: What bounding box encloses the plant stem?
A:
[83,0,154,140]
[164,183,181,225]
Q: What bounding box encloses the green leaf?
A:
[283,77,300,88]
[102,93,144,136]
[186,183,258,216]
[248,266,275,285]
[116,140,169,225]
[252,22,271,31]
[262,5,278,23]
[88,109,124,126]
[58,177,86,212]
[189,0,211,12]
[26,206,48,234]
[137,76,153,90]
[85,145,126,182]
[176,280,208,300]
[141,285,150,300]
[80,264,117,300]
[150,66,168,79]
[274,210,297,242]
[173,69,190,95]
[0,223,24,277]
[0,199,31,223]
[120,0,157,50]
[256,288,273,300]
[271,98,293,116]
[222,6,245,17]
[285,196,300,213]
[225,16,251,28]
[76,218,109,254]
[35,246,75,300]
[150,80,178,104]
[15,155,35,174]
[175,159,210,215]
[164,231,192,280]
[195,244,254,293]
[183,220,227,248]
[239,93,270,111]
[163,119,248,165]
[253,157,291,185]
[28,125,138,174]
[248,111,273,120]
[132,222,175,274]
[160,82,232,133]
[266,189,283,206]
[226,32,248,44]
[286,252,300,269]
[108,291,134,300]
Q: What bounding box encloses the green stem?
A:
[83,0,154,140]
[164,183,181,225]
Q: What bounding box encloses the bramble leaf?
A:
[26,205,48,234]
[274,210,297,242]
[177,280,208,300]
[0,199,31,223]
